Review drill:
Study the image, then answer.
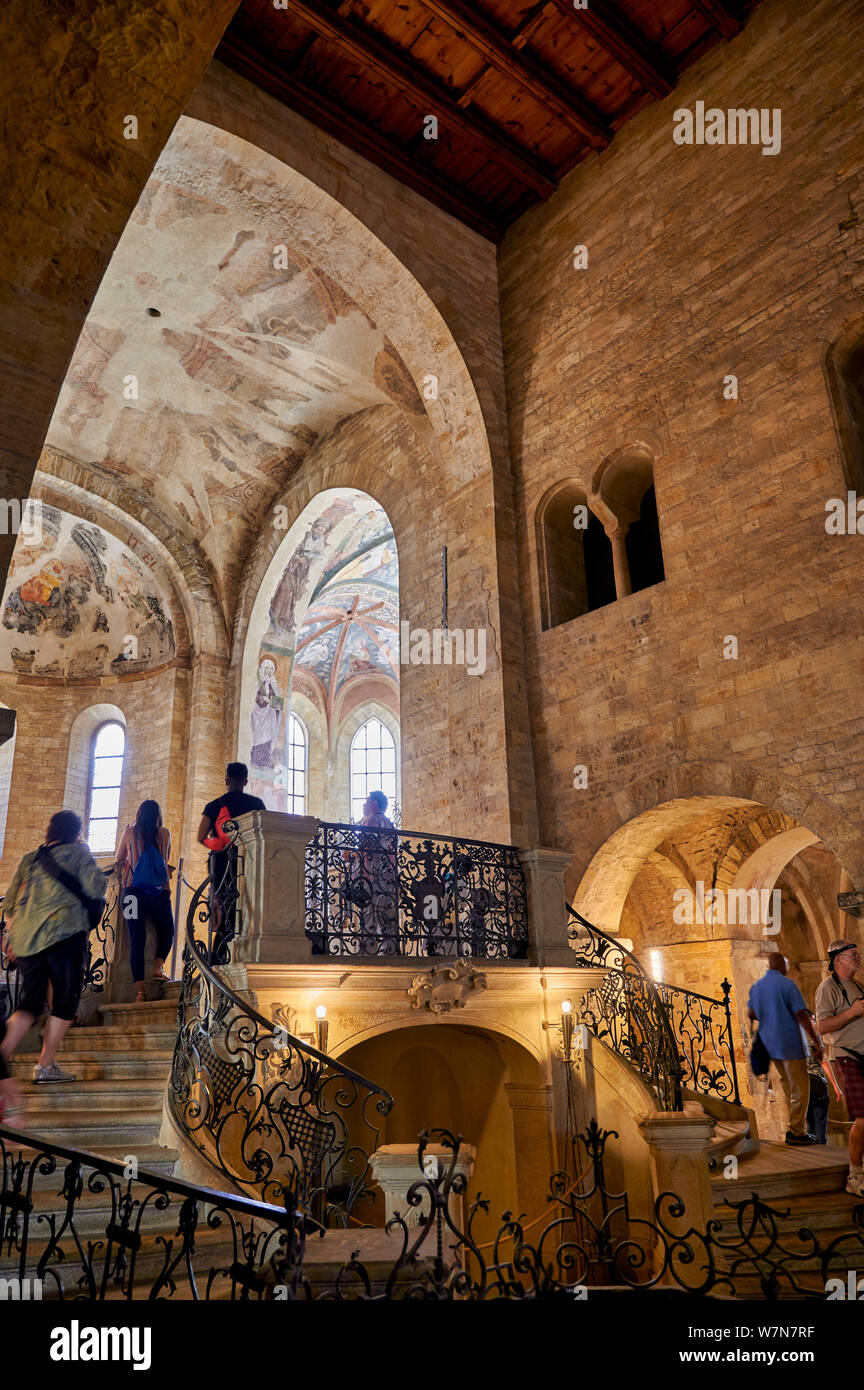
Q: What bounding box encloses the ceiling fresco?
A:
[246,491,398,807]
[0,506,176,679]
[44,119,425,604]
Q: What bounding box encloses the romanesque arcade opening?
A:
[238,490,400,822]
[572,791,857,1140]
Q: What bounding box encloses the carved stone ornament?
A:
[407,960,488,1014]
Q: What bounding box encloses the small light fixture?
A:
[315,1004,328,1054]
[561,999,573,1060]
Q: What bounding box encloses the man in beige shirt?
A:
[815,938,864,1197]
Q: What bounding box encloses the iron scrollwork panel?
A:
[305,823,528,960]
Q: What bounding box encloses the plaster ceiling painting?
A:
[44,117,426,606]
[0,506,176,680]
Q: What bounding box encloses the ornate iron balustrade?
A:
[305,821,529,959]
[567,910,741,1108]
[271,1119,864,1300]
[0,875,118,1022]
[568,909,684,1110]
[0,1123,303,1300]
[168,849,394,1219]
[4,1116,863,1301]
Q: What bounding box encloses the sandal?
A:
[135,988,147,1003]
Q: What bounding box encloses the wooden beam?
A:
[217,35,507,240]
[550,0,675,98]
[274,0,557,196]
[688,0,743,40]
[412,0,611,147]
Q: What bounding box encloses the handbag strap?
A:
[36,845,94,908]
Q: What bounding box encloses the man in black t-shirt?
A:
[197,763,265,963]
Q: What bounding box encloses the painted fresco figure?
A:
[250,658,282,768]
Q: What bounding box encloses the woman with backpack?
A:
[116,801,175,1003]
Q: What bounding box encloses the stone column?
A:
[637,1106,715,1235]
[371,1143,477,1230]
[232,809,319,965]
[518,847,575,966]
[606,525,631,599]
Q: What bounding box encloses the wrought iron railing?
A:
[0,1123,304,1300]
[168,846,394,1220]
[567,909,741,1109]
[305,821,529,959]
[568,909,684,1110]
[0,874,118,1022]
[569,911,744,1106]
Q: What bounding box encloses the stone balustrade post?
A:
[636,1106,715,1238]
[518,847,575,967]
[231,810,319,965]
[371,1143,477,1232]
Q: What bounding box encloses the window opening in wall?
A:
[625,485,666,594]
[648,948,664,982]
[286,713,307,816]
[826,332,864,493]
[87,721,125,854]
[350,717,397,822]
[0,709,16,859]
[583,512,617,612]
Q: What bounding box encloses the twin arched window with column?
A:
[537,448,665,631]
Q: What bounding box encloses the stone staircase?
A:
[709,1140,856,1296]
[0,984,241,1298]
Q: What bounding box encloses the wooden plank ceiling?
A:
[217,0,753,241]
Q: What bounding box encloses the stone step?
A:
[98,1000,179,1028]
[43,1025,176,1054]
[712,1187,862,1236]
[0,1139,179,1190]
[0,1225,255,1297]
[8,1051,173,1081]
[710,1140,849,1204]
[8,1077,166,1112]
[5,1107,166,1148]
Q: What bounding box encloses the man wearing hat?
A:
[815,939,864,1197]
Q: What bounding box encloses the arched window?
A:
[624,483,665,594]
[350,717,397,822]
[286,713,307,815]
[537,483,616,630]
[0,705,16,859]
[826,322,864,492]
[87,721,125,854]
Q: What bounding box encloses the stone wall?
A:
[498,0,864,880]
[0,663,192,889]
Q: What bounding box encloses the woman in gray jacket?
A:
[0,810,106,1083]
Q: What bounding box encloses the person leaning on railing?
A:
[0,810,107,1085]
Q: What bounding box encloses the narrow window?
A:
[350,718,397,822]
[625,484,666,593]
[87,721,125,853]
[286,713,307,815]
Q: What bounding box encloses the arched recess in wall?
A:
[238,490,400,816]
[592,445,665,599]
[825,315,864,492]
[535,481,616,629]
[0,703,16,857]
[63,704,127,854]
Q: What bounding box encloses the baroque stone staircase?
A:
[708,1139,855,1295]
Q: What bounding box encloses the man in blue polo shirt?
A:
[748,953,823,1145]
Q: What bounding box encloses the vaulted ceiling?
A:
[218,0,754,239]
